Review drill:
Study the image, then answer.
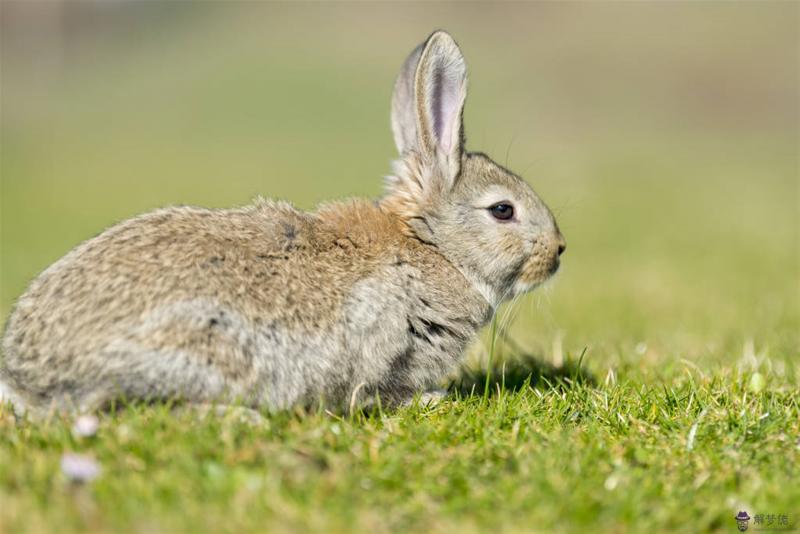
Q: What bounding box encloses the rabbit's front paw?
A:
[402,389,448,408]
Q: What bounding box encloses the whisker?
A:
[484,283,516,367]
[504,133,518,168]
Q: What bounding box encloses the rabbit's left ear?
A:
[391,31,467,192]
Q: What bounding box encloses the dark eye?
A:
[489,203,514,221]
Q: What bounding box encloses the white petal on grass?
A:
[72,415,99,438]
[686,407,709,452]
[61,453,101,483]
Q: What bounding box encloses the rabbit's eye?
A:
[489,203,514,221]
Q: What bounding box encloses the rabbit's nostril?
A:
[554,231,566,256]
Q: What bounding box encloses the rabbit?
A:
[0,30,565,416]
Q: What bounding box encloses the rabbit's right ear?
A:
[391,31,467,195]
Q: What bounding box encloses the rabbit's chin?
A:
[512,279,541,297]
[513,271,559,297]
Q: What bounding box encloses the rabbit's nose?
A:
[556,234,566,256]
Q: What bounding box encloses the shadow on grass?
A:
[450,348,596,398]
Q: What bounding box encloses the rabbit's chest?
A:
[336,260,490,403]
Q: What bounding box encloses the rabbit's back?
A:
[1,198,489,412]
[0,200,387,410]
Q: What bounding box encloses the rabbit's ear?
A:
[390,42,424,157]
[391,31,467,190]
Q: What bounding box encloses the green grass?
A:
[2,364,798,532]
[1,3,798,532]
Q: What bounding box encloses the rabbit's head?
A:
[382,31,566,307]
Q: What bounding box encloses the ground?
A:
[1,3,797,533]
[1,360,798,532]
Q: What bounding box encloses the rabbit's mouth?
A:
[514,238,563,294]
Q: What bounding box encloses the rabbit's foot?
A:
[403,389,448,408]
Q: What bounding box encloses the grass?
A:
[1,3,798,533]
[1,360,797,533]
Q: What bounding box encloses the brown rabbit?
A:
[0,31,565,415]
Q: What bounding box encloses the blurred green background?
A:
[1,1,797,373]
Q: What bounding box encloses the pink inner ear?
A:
[431,69,459,153]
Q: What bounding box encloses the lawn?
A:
[1,3,797,533]
[1,366,797,532]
